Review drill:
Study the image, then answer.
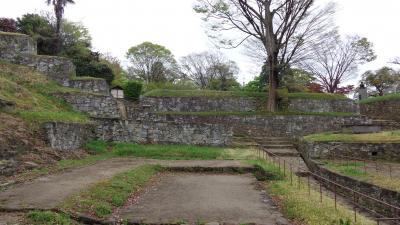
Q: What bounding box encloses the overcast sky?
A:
[1,0,400,84]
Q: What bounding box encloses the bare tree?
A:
[194,0,335,111]
[180,52,217,88]
[300,35,376,93]
[208,60,240,90]
[180,51,239,89]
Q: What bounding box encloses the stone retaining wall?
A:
[141,96,359,113]
[0,32,36,58]
[43,122,95,151]
[136,114,365,138]
[360,100,400,121]
[11,54,75,86]
[55,93,121,119]
[297,140,400,218]
[94,119,232,147]
[0,32,75,86]
[69,78,110,95]
[288,99,359,113]
[141,96,262,112]
[302,141,400,161]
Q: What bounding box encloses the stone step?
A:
[231,142,259,148]
[266,149,300,157]
[255,137,291,141]
[270,152,300,157]
[262,144,294,149]
[232,137,254,142]
[257,140,293,145]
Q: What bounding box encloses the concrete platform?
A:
[120,174,290,224]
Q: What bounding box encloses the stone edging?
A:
[297,139,400,218]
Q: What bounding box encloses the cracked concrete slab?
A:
[0,158,251,210]
[120,174,290,225]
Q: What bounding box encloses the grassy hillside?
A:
[0,62,88,124]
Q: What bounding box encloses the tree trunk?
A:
[55,9,62,54]
[267,57,278,112]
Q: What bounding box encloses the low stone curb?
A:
[164,166,256,174]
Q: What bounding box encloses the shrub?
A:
[84,140,108,154]
[0,18,17,32]
[143,81,197,92]
[75,61,115,84]
[124,81,143,101]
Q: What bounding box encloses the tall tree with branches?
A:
[46,0,75,52]
[194,0,335,111]
[300,35,376,93]
[180,51,238,89]
[363,67,399,96]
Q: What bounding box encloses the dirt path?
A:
[120,173,290,225]
[0,212,25,225]
[0,158,251,210]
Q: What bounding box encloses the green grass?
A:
[247,159,285,180]
[0,31,27,36]
[143,89,267,98]
[253,160,375,225]
[112,143,228,160]
[0,62,89,124]
[15,142,232,181]
[322,161,368,178]
[288,92,348,100]
[304,130,400,143]
[321,160,400,192]
[84,140,109,154]
[60,165,162,218]
[17,111,89,124]
[26,211,75,225]
[70,76,105,81]
[156,111,357,117]
[359,93,400,104]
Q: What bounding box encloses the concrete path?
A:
[0,158,250,210]
[120,174,290,225]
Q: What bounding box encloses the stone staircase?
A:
[259,137,299,157]
[231,136,259,148]
[256,137,308,173]
[231,134,309,173]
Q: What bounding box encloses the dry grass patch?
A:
[304,131,400,143]
[251,160,377,225]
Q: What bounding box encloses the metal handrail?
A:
[255,146,400,224]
